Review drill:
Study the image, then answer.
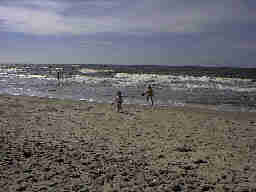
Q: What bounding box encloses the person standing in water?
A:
[143,85,154,106]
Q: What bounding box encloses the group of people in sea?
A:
[55,70,154,112]
[113,85,154,112]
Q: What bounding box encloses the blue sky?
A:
[0,0,255,67]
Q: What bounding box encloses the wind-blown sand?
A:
[0,94,255,192]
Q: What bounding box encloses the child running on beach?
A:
[142,85,154,106]
[113,91,123,112]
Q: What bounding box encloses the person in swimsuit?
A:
[144,85,154,106]
[114,91,123,112]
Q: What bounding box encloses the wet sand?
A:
[0,94,255,192]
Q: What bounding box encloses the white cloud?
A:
[0,6,70,35]
[0,0,245,35]
[78,1,121,9]
[3,0,69,12]
[0,4,124,35]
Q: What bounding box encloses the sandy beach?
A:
[0,94,255,192]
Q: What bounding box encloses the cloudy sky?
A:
[0,0,255,67]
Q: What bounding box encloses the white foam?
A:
[217,86,256,92]
[113,73,256,92]
[69,75,113,85]
[0,67,24,74]
[1,68,256,93]
[79,68,113,74]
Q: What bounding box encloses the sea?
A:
[0,64,256,112]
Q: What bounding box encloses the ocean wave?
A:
[3,70,255,93]
[79,68,113,74]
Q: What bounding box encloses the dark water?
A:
[0,64,256,112]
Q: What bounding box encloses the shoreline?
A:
[1,94,255,191]
[3,92,256,114]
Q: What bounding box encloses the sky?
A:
[0,0,255,67]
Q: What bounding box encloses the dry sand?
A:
[0,94,255,192]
